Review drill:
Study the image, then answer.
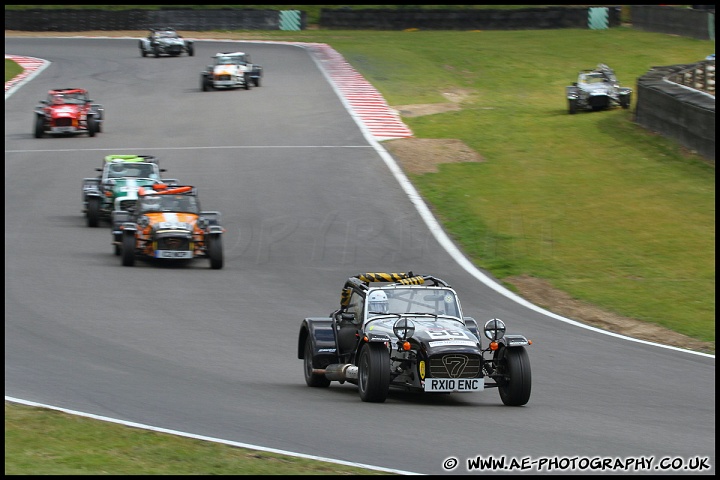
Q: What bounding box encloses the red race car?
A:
[33,88,104,138]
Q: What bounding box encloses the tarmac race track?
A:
[4,37,715,475]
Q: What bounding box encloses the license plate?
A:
[51,126,75,133]
[155,250,193,259]
[424,378,484,392]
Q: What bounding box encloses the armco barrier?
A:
[4,8,306,31]
[318,6,620,30]
[635,64,715,161]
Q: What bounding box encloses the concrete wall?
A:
[630,5,715,41]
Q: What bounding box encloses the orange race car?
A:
[111,184,224,269]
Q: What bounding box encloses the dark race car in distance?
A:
[33,88,104,138]
[298,272,532,405]
[566,63,632,114]
[139,27,194,57]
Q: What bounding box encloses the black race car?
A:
[298,272,532,405]
[139,28,194,57]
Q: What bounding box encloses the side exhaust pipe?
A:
[313,364,358,382]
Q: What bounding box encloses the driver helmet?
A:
[143,197,161,211]
[52,94,64,104]
[109,162,126,176]
[368,290,389,314]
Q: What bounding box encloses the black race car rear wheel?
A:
[358,342,390,403]
[497,346,531,406]
[87,197,101,228]
[121,232,136,267]
[304,336,331,388]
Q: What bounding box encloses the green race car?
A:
[81,154,178,227]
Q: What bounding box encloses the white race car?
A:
[200,52,263,91]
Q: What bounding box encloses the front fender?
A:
[120,222,138,233]
[499,334,531,348]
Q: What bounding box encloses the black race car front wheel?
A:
[208,234,223,270]
[568,99,578,115]
[34,115,45,138]
[620,94,631,109]
[201,76,212,92]
[121,232,136,267]
[303,335,331,388]
[87,197,101,228]
[87,116,98,137]
[357,342,390,403]
[497,346,531,406]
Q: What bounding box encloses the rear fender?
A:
[298,317,336,360]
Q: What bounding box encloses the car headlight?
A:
[483,318,506,341]
[393,318,415,341]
